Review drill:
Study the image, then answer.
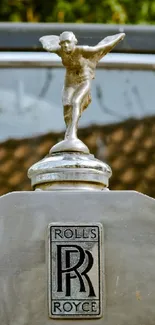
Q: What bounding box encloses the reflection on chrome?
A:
[0,52,155,69]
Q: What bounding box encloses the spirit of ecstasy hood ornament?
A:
[28,31,125,191]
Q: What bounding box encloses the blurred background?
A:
[0,0,155,197]
[1,0,155,24]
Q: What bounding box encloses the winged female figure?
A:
[40,31,125,143]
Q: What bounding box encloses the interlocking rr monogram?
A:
[48,224,103,318]
[57,244,96,297]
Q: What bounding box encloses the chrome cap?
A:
[28,152,112,191]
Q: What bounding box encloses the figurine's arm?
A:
[39,35,61,56]
[80,33,125,57]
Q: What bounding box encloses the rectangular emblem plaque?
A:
[48,223,104,318]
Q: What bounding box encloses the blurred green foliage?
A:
[1,0,155,24]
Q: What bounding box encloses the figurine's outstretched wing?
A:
[97,33,124,46]
[95,33,125,61]
[39,35,60,53]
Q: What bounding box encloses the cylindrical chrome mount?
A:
[28,151,112,191]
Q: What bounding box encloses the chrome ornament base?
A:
[50,138,89,154]
[28,151,112,191]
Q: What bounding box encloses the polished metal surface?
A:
[40,31,125,152]
[50,138,90,155]
[48,223,103,318]
[0,191,155,324]
[28,152,112,190]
